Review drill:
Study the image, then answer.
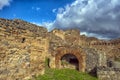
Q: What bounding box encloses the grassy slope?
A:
[35,68,98,80]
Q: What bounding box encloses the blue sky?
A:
[0,0,120,39]
[0,0,74,23]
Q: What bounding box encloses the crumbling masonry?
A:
[0,18,120,80]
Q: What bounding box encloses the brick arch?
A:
[55,47,86,72]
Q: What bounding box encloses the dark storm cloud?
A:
[44,0,120,39]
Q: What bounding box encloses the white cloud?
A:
[52,8,56,13]
[36,7,40,11]
[13,13,16,17]
[0,0,12,10]
[32,6,34,10]
[32,7,40,11]
[44,0,120,39]
[32,22,42,26]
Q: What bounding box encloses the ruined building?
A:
[0,18,120,80]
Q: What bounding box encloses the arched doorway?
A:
[61,54,79,70]
[55,47,86,72]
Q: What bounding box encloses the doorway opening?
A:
[60,54,79,70]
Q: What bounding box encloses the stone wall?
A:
[48,29,108,74]
[89,39,120,59]
[85,48,99,72]
[0,18,120,80]
[97,67,120,80]
[0,18,48,80]
[84,48,107,76]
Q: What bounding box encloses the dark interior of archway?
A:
[61,54,79,70]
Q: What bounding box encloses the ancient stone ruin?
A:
[0,18,120,80]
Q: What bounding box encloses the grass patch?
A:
[35,68,98,80]
[34,58,98,80]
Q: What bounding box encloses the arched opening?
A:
[55,47,86,72]
[60,54,79,70]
